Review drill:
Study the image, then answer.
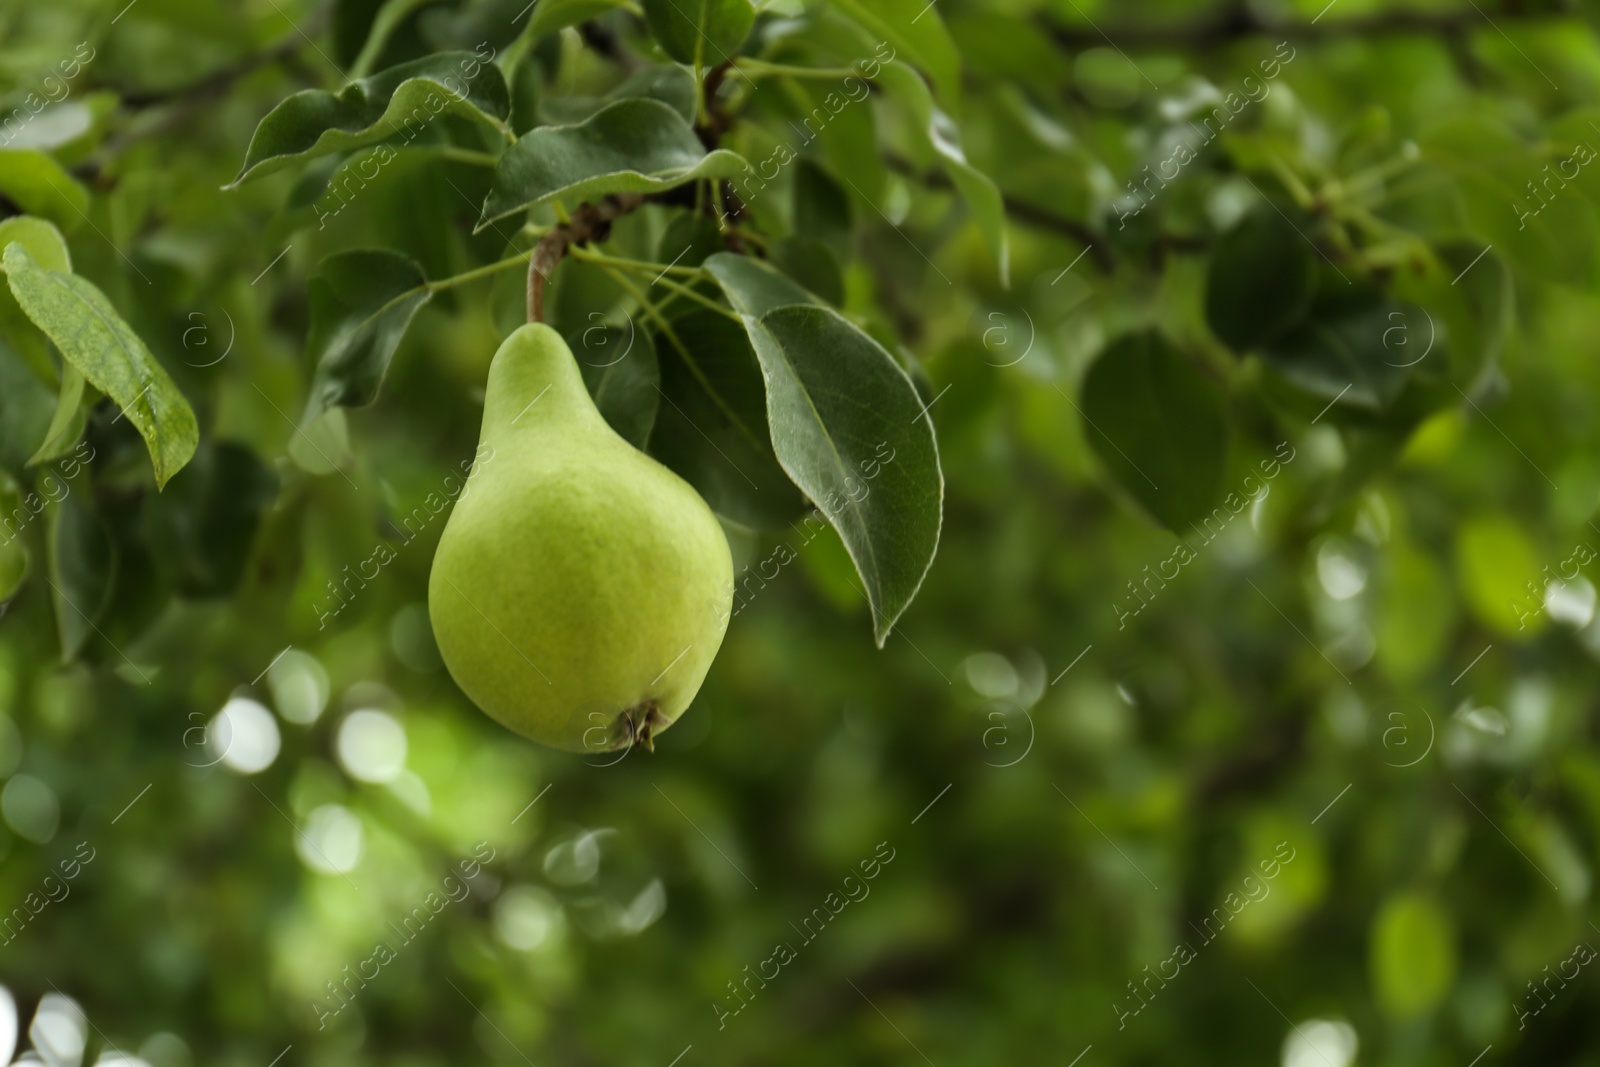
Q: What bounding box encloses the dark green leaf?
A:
[648,307,807,528]
[640,0,754,68]
[1205,205,1318,350]
[750,306,942,644]
[303,249,433,423]
[478,98,748,229]
[1080,331,1229,533]
[230,51,511,186]
[2,244,198,489]
[704,250,818,317]
[569,323,660,448]
[705,256,942,642]
[1261,286,1417,410]
[28,366,85,466]
[48,486,116,662]
[143,441,279,598]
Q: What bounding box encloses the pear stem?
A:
[526,192,646,323]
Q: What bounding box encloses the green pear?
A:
[428,323,733,754]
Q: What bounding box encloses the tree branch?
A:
[527,193,645,323]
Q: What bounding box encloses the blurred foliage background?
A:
[1,0,1600,1065]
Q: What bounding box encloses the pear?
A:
[429,324,733,753]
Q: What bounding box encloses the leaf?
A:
[27,365,85,465]
[0,216,71,385]
[875,60,1008,284]
[479,98,749,229]
[2,243,198,489]
[648,307,808,528]
[640,0,755,68]
[350,0,444,78]
[0,151,90,231]
[771,237,844,305]
[1,103,94,151]
[1079,331,1230,534]
[527,0,634,40]
[48,486,116,662]
[1260,285,1416,410]
[230,51,511,185]
[1205,205,1317,350]
[707,254,941,642]
[303,249,433,423]
[1369,892,1456,1017]
[829,0,961,109]
[568,322,660,448]
[143,441,279,598]
[704,250,818,316]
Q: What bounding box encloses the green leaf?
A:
[0,216,71,385]
[2,103,94,152]
[648,307,808,528]
[0,151,90,232]
[875,60,1008,285]
[829,0,961,109]
[771,237,844,306]
[793,159,853,264]
[2,243,198,489]
[143,441,279,598]
[230,51,511,186]
[707,254,942,642]
[527,0,634,39]
[1205,205,1317,350]
[48,486,116,662]
[27,365,85,466]
[640,0,754,68]
[1260,285,1416,410]
[303,249,433,423]
[1079,331,1230,534]
[350,0,443,79]
[1370,891,1456,1017]
[478,98,749,229]
[704,250,818,316]
[568,322,660,449]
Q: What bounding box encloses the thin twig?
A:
[526,193,646,322]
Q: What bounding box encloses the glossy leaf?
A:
[1079,331,1229,534]
[230,51,510,185]
[2,244,198,488]
[707,254,941,643]
[303,249,433,423]
[640,0,754,68]
[478,98,748,229]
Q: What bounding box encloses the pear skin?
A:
[429,324,733,753]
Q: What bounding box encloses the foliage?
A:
[0,0,1597,1064]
